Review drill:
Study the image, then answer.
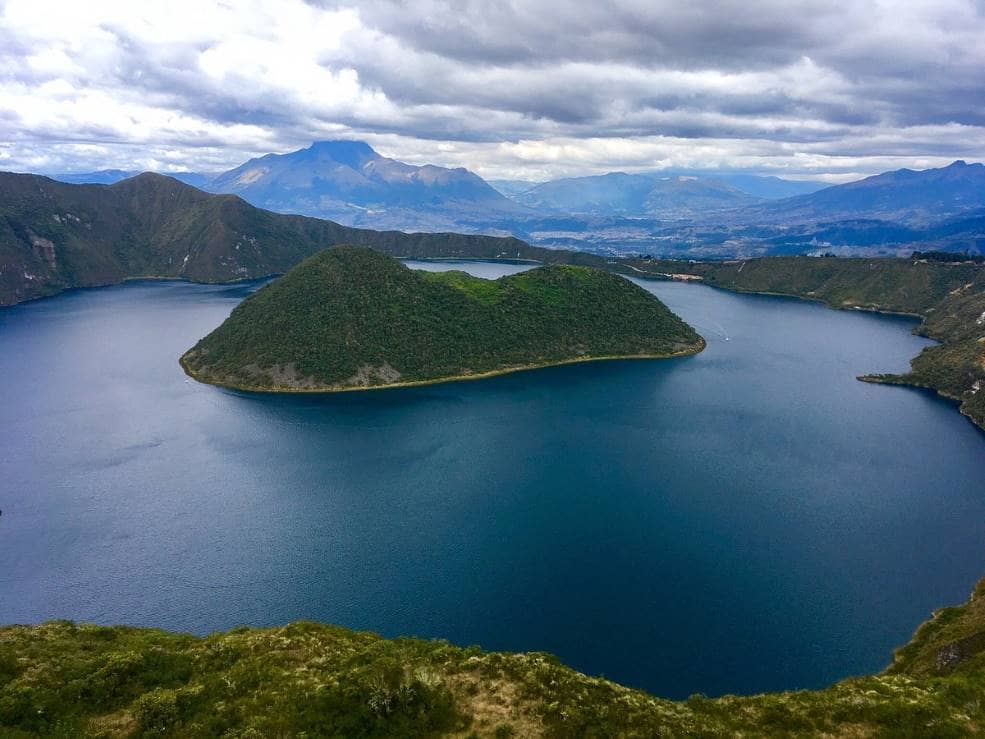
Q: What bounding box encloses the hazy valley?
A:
[48,144,985,259]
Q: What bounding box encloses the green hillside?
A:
[2,577,985,737]
[180,246,703,392]
[0,172,603,307]
[628,255,985,431]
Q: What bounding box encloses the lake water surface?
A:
[1,260,984,699]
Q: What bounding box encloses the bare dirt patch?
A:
[344,362,403,387]
[240,362,320,389]
[447,675,545,738]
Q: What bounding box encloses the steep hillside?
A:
[2,577,985,737]
[0,172,556,307]
[181,246,703,392]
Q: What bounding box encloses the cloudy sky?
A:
[1,0,984,181]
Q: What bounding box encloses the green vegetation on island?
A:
[627,255,985,431]
[3,578,985,737]
[180,246,704,392]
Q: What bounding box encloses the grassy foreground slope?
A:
[181,246,703,392]
[2,578,985,737]
[0,172,609,307]
[629,255,985,431]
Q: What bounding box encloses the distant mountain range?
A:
[513,172,760,218]
[40,143,985,257]
[47,141,828,227]
[741,160,985,226]
[53,169,214,188]
[691,173,825,199]
[52,147,823,223]
[494,171,824,210]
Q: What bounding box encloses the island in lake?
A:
[180,246,704,392]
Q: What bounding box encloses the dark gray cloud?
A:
[333,0,985,130]
[324,0,834,68]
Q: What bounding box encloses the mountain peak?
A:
[208,139,518,225]
[124,171,181,182]
[945,160,985,172]
[108,171,192,191]
[303,140,379,167]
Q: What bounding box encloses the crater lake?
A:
[1,260,983,700]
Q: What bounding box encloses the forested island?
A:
[628,255,985,431]
[180,246,704,392]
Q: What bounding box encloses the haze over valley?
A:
[48,144,985,258]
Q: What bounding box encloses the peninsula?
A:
[180,246,704,392]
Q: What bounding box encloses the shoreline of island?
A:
[179,338,706,394]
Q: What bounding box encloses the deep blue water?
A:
[1,261,984,700]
